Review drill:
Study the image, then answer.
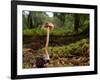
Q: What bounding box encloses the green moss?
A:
[23,28,73,36]
[39,38,89,57]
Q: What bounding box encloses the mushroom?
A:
[41,22,54,61]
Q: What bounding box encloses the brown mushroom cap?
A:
[41,22,54,30]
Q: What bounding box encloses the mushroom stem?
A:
[45,27,50,60]
[41,22,54,60]
[45,27,50,48]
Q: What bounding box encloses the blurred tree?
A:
[28,11,33,28]
[64,14,74,30]
[22,11,29,29]
[54,13,66,27]
[74,14,80,32]
[23,11,89,34]
[79,14,89,30]
[73,14,89,33]
[31,12,49,28]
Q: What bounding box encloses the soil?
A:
[23,48,89,69]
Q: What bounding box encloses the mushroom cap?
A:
[41,22,54,30]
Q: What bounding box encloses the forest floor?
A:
[23,48,89,68]
[23,35,90,68]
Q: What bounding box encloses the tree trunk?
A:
[28,12,33,28]
[74,14,80,32]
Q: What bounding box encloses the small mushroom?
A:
[41,22,54,61]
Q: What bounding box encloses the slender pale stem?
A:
[45,27,50,48]
[44,27,50,59]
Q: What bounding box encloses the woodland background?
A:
[23,11,90,68]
